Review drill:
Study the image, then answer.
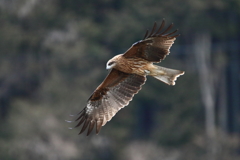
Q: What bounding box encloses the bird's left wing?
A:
[75,69,146,136]
[123,20,179,63]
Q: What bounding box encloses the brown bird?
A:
[75,20,185,136]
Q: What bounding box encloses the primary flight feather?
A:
[75,20,185,136]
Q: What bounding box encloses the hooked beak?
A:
[106,65,111,70]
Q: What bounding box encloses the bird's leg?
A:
[144,70,150,75]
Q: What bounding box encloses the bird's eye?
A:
[108,62,114,66]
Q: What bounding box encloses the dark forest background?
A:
[0,0,240,160]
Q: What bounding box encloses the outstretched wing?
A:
[123,19,179,63]
[75,69,146,136]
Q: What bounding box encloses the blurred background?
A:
[0,0,240,160]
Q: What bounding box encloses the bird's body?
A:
[74,20,185,136]
[107,54,153,76]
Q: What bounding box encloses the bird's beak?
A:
[106,65,110,70]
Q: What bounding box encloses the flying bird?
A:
[74,20,185,136]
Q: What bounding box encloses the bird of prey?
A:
[74,20,184,136]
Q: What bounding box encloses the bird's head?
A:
[106,59,116,70]
[106,54,122,70]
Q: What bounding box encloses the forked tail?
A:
[151,65,185,85]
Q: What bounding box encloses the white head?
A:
[106,60,116,70]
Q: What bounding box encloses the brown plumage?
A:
[74,19,184,136]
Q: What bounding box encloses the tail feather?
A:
[151,65,184,85]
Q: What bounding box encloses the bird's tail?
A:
[150,65,185,85]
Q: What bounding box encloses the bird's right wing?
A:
[75,69,146,136]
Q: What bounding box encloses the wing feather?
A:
[87,120,95,135]
[148,22,157,37]
[96,120,103,134]
[154,19,165,36]
[108,91,126,106]
[75,69,146,135]
[123,20,179,63]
